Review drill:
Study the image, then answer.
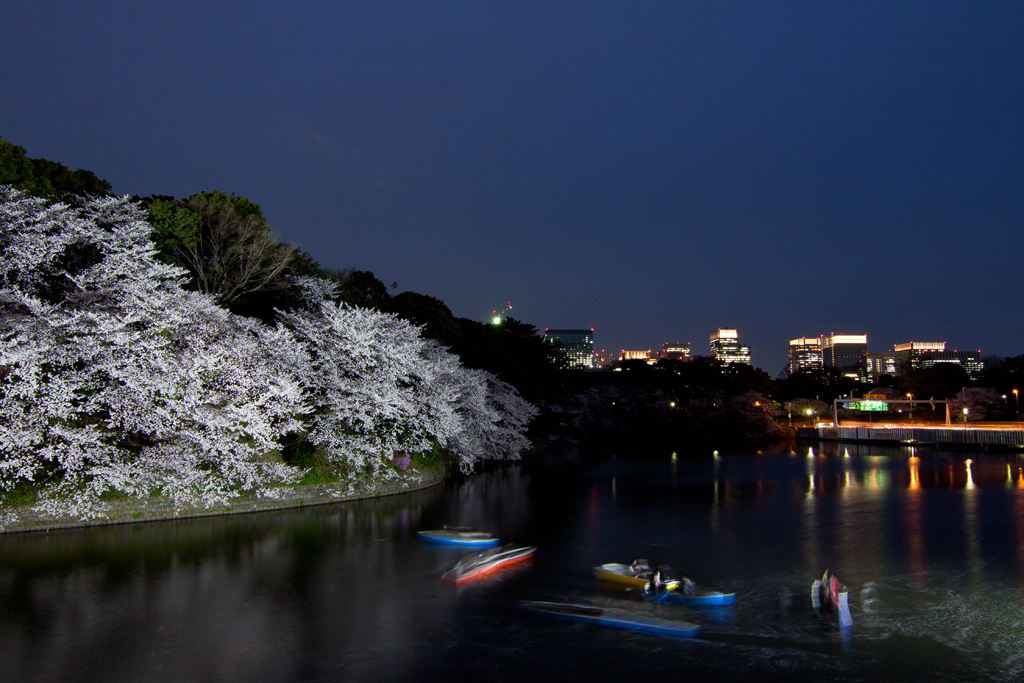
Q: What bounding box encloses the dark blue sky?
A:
[2,1,1021,373]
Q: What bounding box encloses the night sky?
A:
[2,1,1021,374]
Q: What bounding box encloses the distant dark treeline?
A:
[4,136,1021,448]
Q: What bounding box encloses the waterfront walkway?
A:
[798,425,1024,449]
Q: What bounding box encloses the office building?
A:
[822,333,867,377]
[710,328,752,366]
[660,342,691,361]
[543,329,594,369]
[893,341,946,370]
[864,351,897,382]
[894,342,983,379]
[788,337,822,374]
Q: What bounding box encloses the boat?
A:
[520,600,701,638]
[812,570,852,627]
[648,588,736,606]
[442,545,536,584]
[593,562,681,592]
[417,529,499,547]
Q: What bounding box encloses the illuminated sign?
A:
[845,401,888,412]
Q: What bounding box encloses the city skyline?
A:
[2,2,1021,374]
[566,324,994,376]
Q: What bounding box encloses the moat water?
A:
[3,442,1024,682]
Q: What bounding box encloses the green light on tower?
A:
[492,316,502,325]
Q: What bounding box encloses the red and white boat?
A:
[442,546,536,585]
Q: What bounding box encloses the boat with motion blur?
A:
[593,560,681,591]
[812,569,852,627]
[418,528,499,547]
[442,545,536,585]
[648,587,736,606]
[520,600,701,638]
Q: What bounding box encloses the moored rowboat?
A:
[520,601,701,638]
[650,589,736,606]
[418,530,499,547]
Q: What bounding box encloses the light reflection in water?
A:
[711,478,719,529]
[963,460,983,582]
[905,456,926,582]
[802,450,819,574]
[1016,472,1024,578]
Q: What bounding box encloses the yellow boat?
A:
[593,562,680,592]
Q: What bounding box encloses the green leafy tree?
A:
[0,137,111,197]
[388,291,464,350]
[0,138,34,191]
[453,317,568,405]
[332,269,392,310]
[145,191,295,308]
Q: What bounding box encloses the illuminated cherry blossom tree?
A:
[0,188,307,519]
[0,188,536,523]
[279,279,536,475]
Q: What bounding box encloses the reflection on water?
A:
[3,448,1024,682]
[0,486,453,683]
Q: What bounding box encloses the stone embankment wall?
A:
[0,467,447,535]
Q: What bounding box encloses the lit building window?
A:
[543,329,595,369]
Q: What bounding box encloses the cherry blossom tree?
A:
[0,188,537,523]
[279,280,536,475]
[0,188,307,519]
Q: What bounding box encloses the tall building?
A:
[788,337,822,374]
[864,351,896,382]
[542,329,594,369]
[660,342,691,361]
[893,341,947,369]
[894,342,983,379]
[821,333,867,377]
[710,328,751,366]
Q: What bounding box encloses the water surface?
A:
[3,444,1024,682]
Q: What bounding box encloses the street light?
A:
[1014,389,1020,423]
[907,393,913,424]
[963,407,969,428]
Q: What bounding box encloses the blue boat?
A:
[520,601,701,639]
[650,589,736,606]
[417,529,499,547]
